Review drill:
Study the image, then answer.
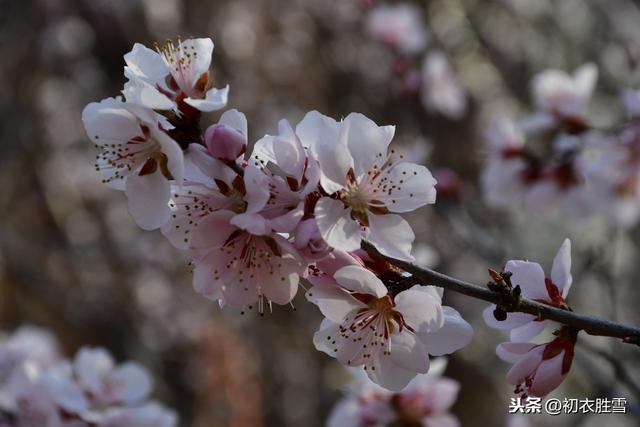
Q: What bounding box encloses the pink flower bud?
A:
[294,218,331,261]
[204,123,246,162]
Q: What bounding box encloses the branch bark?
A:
[361,241,640,345]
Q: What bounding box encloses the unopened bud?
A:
[204,123,246,162]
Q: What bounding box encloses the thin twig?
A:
[361,240,640,345]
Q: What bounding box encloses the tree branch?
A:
[361,241,640,345]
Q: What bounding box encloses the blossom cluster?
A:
[81,37,473,392]
[0,326,176,427]
[327,358,461,427]
[482,63,640,228]
[484,239,577,398]
[364,2,467,119]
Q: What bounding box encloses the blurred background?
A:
[1,0,640,426]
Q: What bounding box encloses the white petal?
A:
[192,255,227,299]
[366,213,415,261]
[421,307,472,356]
[40,365,88,414]
[313,318,342,356]
[306,284,363,323]
[496,342,537,363]
[376,162,437,212]
[250,135,276,166]
[123,43,168,84]
[82,97,142,146]
[73,347,114,395]
[510,320,547,342]
[504,260,548,301]
[106,362,152,404]
[505,346,543,385]
[184,85,230,112]
[243,164,270,214]
[387,331,430,373]
[550,238,572,298]
[573,63,598,100]
[122,76,175,110]
[342,113,395,178]
[295,110,339,150]
[180,38,214,80]
[314,197,361,252]
[219,109,248,137]
[367,349,425,392]
[269,202,304,233]
[334,265,388,298]
[394,286,444,334]
[153,128,185,185]
[125,170,172,230]
[482,306,535,330]
[273,119,306,178]
[259,257,300,304]
[187,210,236,253]
[313,125,352,194]
[230,213,269,236]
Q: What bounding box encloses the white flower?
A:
[82,97,184,230]
[366,4,429,56]
[525,63,597,131]
[481,118,533,209]
[483,239,572,342]
[72,347,152,407]
[421,52,467,120]
[327,358,461,427]
[296,111,437,261]
[307,265,472,391]
[0,328,176,427]
[188,210,302,308]
[160,110,255,249]
[578,128,640,227]
[123,37,228,113]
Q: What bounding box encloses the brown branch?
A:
[361,241,640,345]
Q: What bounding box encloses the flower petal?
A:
[306,284,364,323]
[106,362,152,404]
[528,351,566,397]
[184,85,230,112]
[334,265,388,298]
[125,170,172,230]
[482,306,535,330]
[421,307,472,356]
[510,320,547,342]
[312,318,341,356]
[504,260,548,301]
[82,97,142,146]
[394,286,444,334]
[366,213,415,262]
[259,257,300,304]
[376,162,437,213]
[550,238,572,298]
[496,342,537,364]
[315,197,361,252]
[342,113,395,178]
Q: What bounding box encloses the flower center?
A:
[156,37,198,95]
